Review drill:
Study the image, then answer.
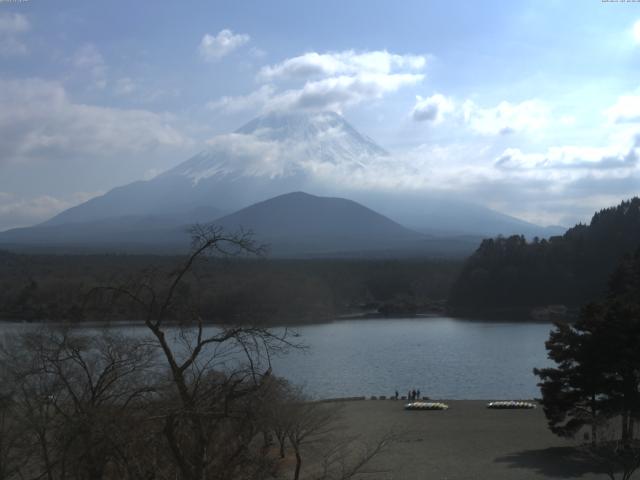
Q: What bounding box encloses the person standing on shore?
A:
[395,390,399,400]
[417,389,421,399]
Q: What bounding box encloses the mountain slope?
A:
[349,191,565,238]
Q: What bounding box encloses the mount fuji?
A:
[0,111,563,255]
[42,111,386,225]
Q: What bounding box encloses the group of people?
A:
[394,389,421,400]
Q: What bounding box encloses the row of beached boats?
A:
[486,401,536,409]
[404,402,449,410]
[404,400,537,411]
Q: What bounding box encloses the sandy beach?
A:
[331,400,609,480]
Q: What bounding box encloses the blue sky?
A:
[0,0,639,230]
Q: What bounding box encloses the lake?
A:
[270,317,554,400]
[0,317,554,400]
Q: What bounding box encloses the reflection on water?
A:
[0,317,553,400]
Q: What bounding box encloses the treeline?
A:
[0,250,461,323]
[449,197,640,314]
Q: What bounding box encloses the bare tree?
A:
[282,392,395,480]
[92,225,299,480]
[313,432,395,480]
[286,399,338,480]
[255,375,296,459]
[0,390,28,480]
[0,328,157,480]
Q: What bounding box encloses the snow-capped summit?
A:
[235,110,387,159]
[166,111,387,183]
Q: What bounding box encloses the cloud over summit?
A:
[212,49,428,115]
[259,50,426,80]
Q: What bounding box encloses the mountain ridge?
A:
[0,191,484,257]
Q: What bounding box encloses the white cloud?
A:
[202,133,291,178]
[72,43,104,69]
[605,94,640,123]
[303,142,490,192]
[72,43,107,88]
[383,137,639,226]
[259,50,426,80]
[0,191,102,231]
[0,12,29,34]
[495,144,638,171]
[483,133,640,224]
[249,47,267,59]
[207,85,276,113]
[0,78,192,165]
[114,77,136,96]
[409,95,553,134]
[0,13,29,57]
[0,36,27,56]
[209,50,428,114]
[462,99,550,135]
[264,73,424,113]
[0,193,67,231]
[412,93,454,123]
[633,20,640,45]
[559,115,576,126]
[198,29,250,61]
[143,168,162,180]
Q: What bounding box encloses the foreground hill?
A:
[449,197,640,314]
[214,192,425,256]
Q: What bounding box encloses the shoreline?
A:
[320,396,540,403]
[0,311,560,326]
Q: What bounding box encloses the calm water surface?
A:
[270,317,553,400]
[0,317,554,400]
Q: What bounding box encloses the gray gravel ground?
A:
[331,400,610,480]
